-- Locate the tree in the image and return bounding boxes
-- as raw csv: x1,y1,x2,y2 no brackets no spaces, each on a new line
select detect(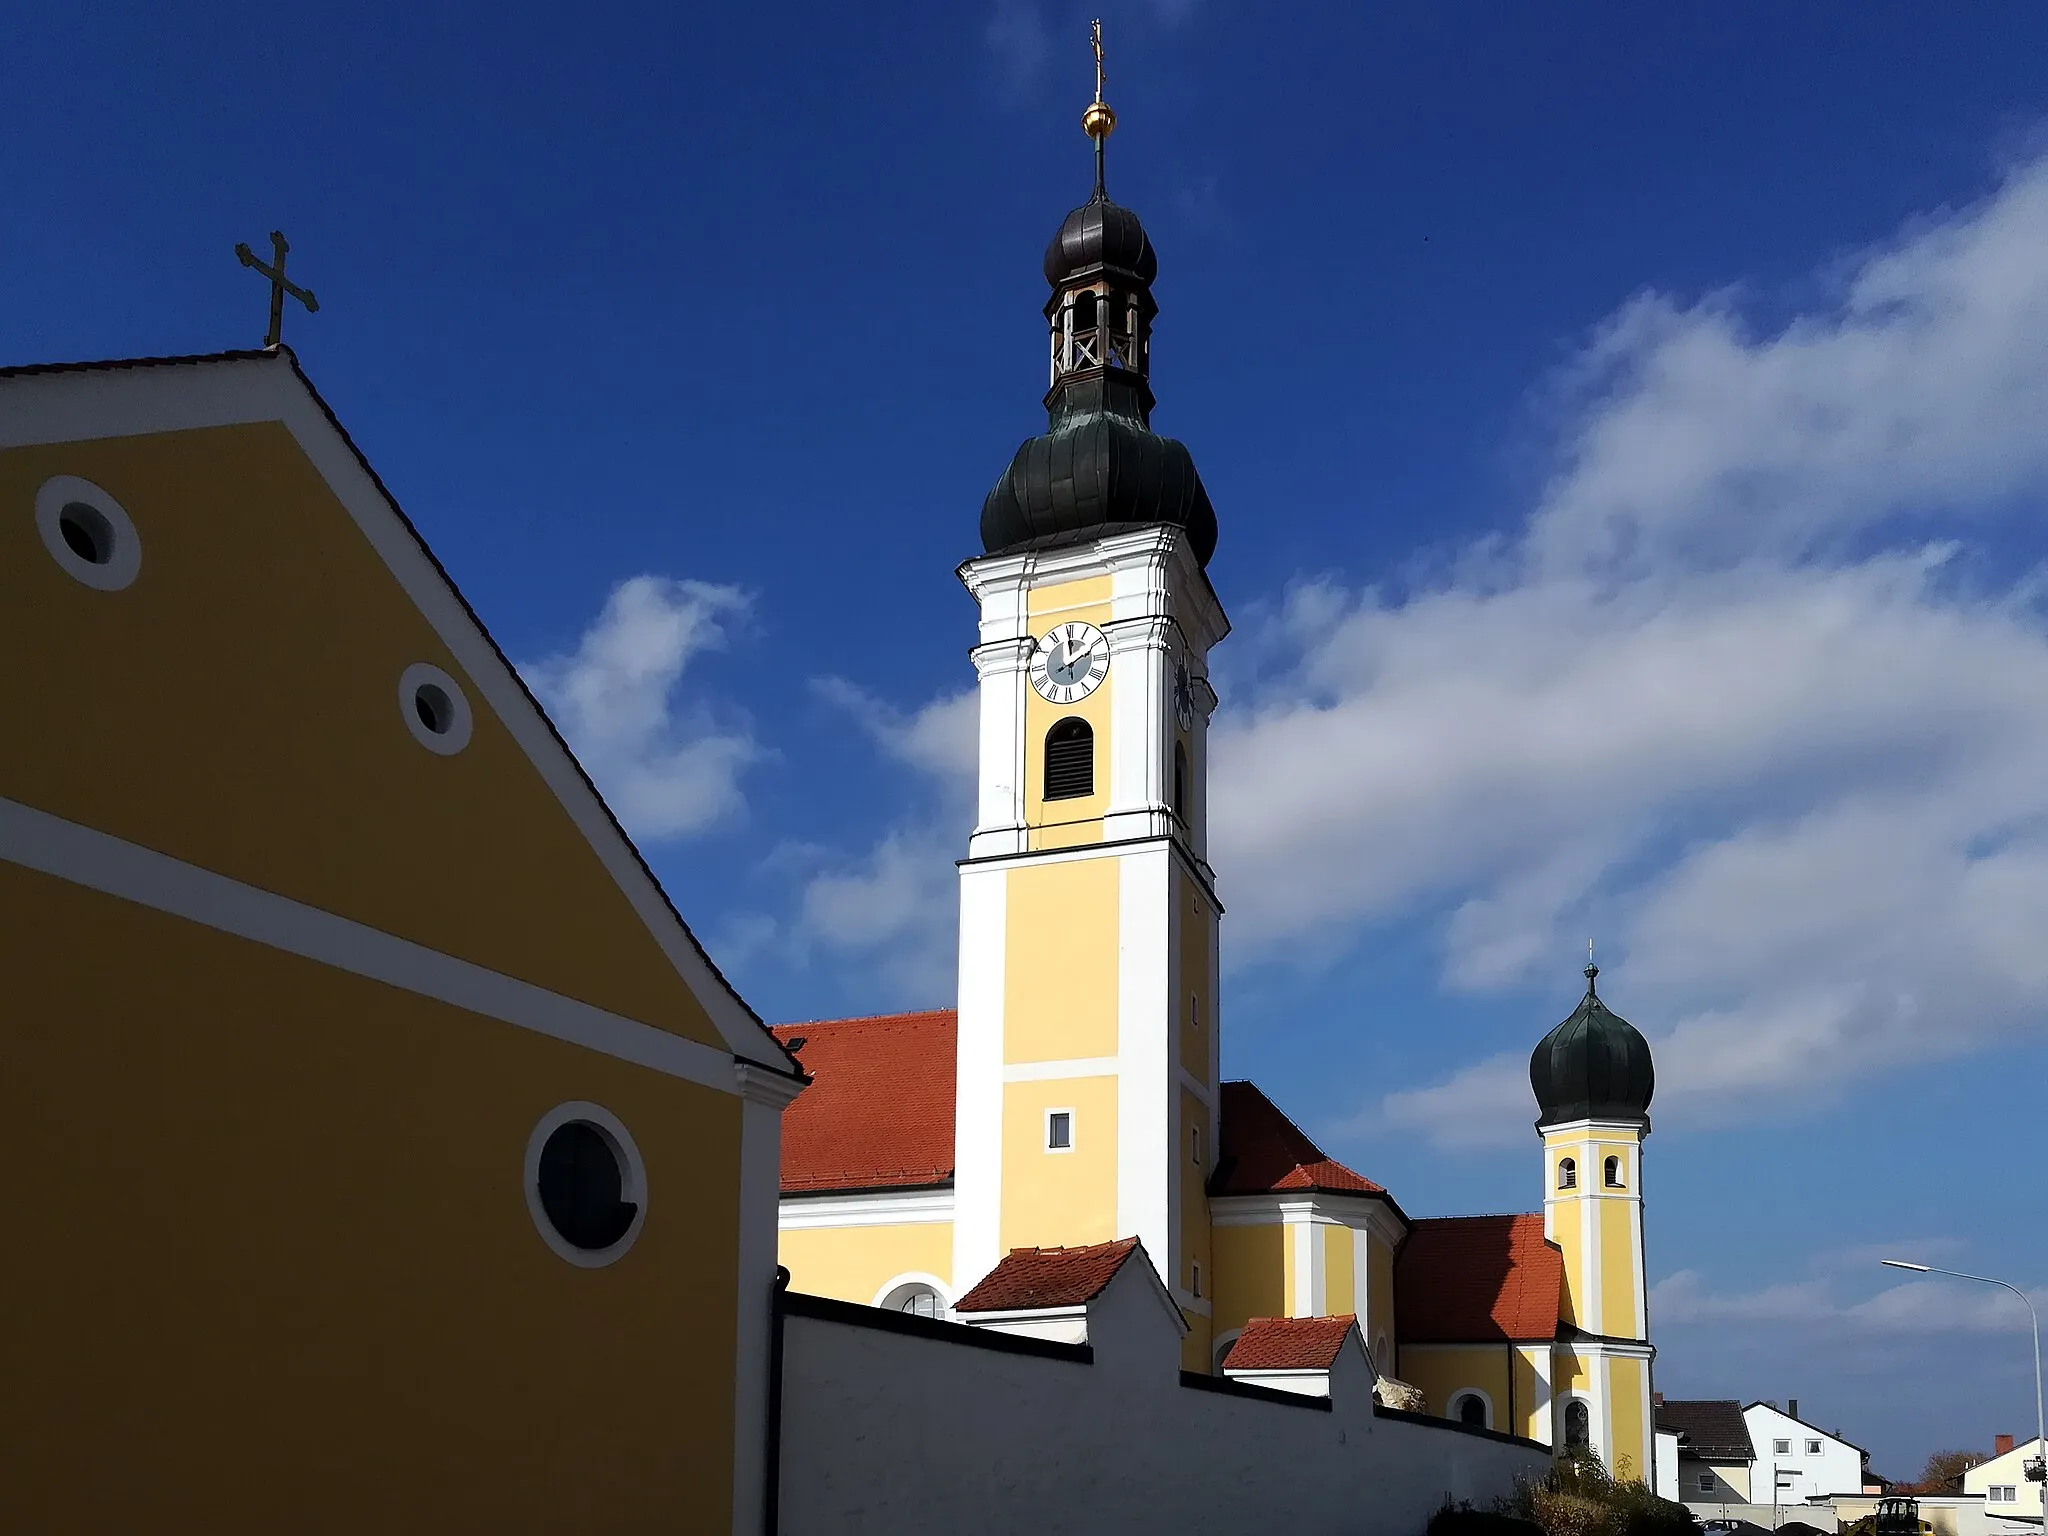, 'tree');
1903,1450,1989,1495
